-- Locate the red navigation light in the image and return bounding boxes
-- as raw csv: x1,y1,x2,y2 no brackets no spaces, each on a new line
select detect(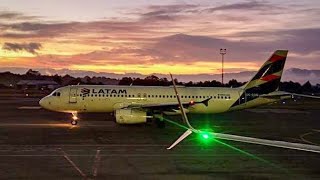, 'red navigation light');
189,100,195,105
